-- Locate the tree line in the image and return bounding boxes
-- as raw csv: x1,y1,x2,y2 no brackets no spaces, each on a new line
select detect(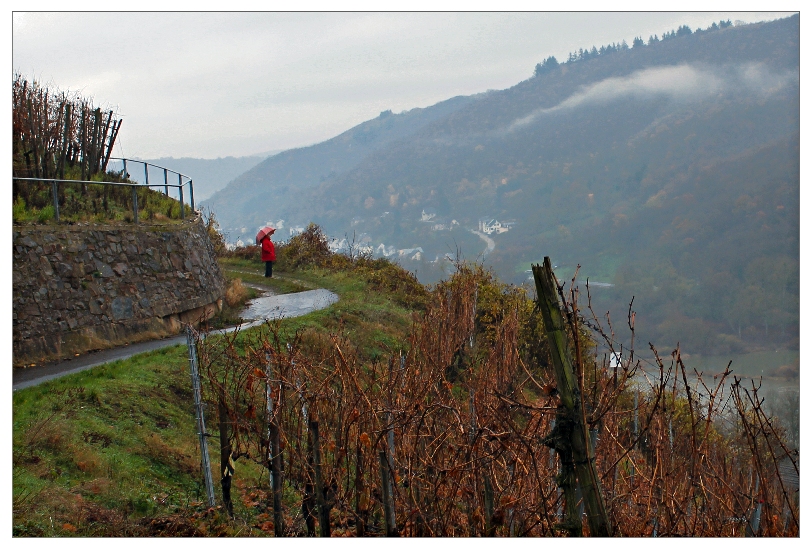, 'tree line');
535,19,735,76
